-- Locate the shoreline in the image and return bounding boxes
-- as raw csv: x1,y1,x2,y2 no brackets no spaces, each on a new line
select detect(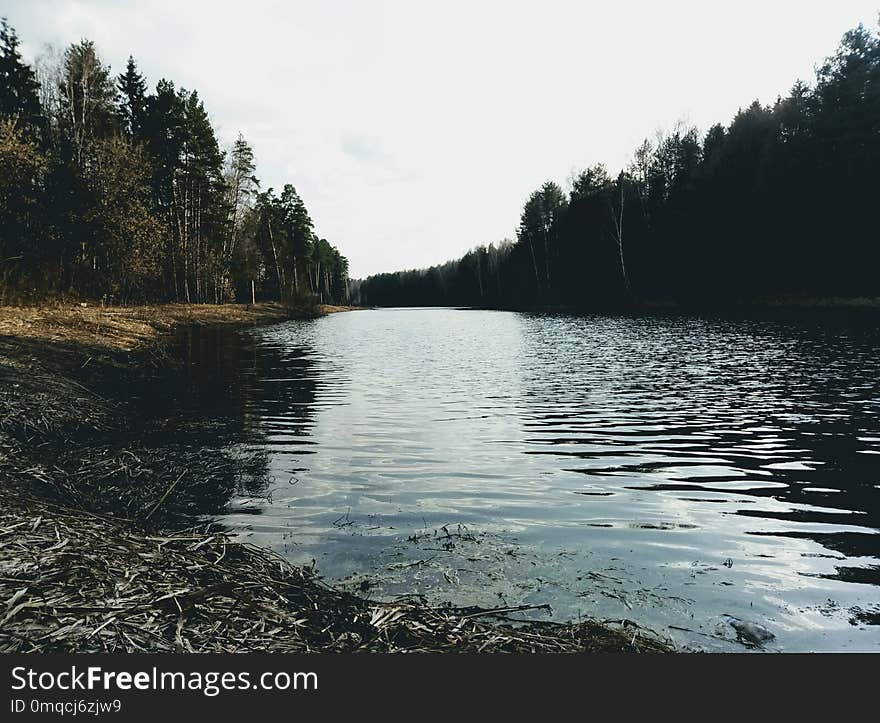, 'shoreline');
371,296,880,316
0,302,671,654
0,301,358,352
